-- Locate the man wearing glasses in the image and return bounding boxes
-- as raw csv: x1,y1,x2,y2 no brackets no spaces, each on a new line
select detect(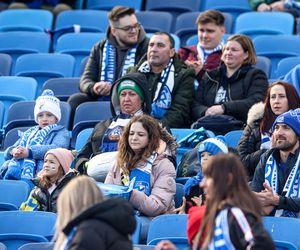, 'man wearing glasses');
68,6,149,121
